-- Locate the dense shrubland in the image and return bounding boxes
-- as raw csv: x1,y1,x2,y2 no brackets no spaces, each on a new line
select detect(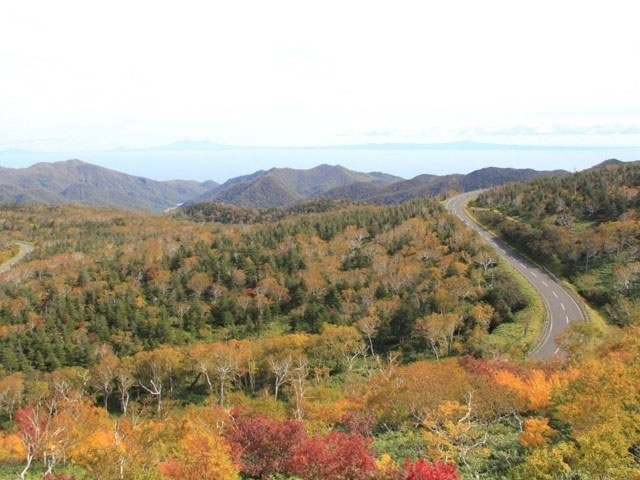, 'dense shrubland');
472,161,640,326
0,322,638,479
